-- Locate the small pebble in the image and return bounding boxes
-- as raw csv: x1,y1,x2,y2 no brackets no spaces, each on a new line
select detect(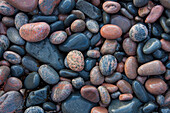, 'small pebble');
50,31,67,44
119,94,133,101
